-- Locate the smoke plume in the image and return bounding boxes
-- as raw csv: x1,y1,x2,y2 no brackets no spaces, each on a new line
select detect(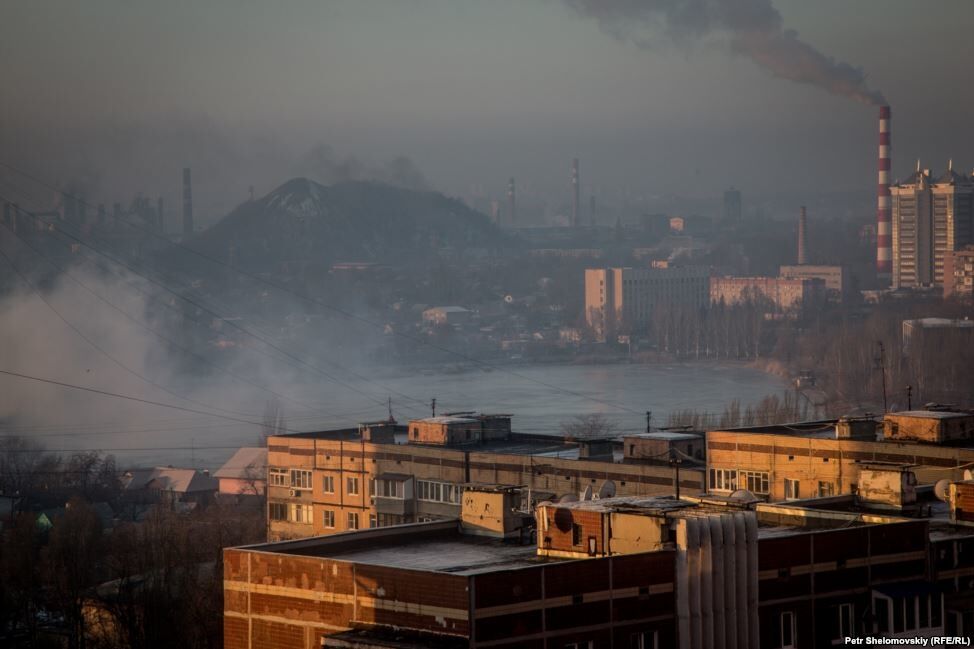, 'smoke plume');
563,0,886,106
